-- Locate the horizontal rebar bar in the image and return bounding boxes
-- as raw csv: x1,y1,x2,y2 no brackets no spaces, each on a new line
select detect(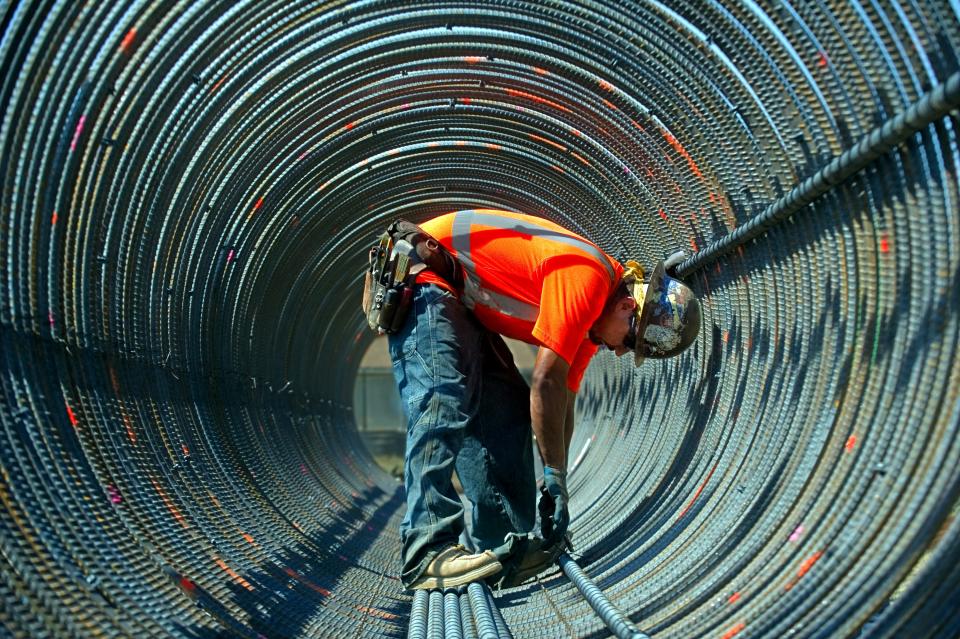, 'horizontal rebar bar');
676,70,960,277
